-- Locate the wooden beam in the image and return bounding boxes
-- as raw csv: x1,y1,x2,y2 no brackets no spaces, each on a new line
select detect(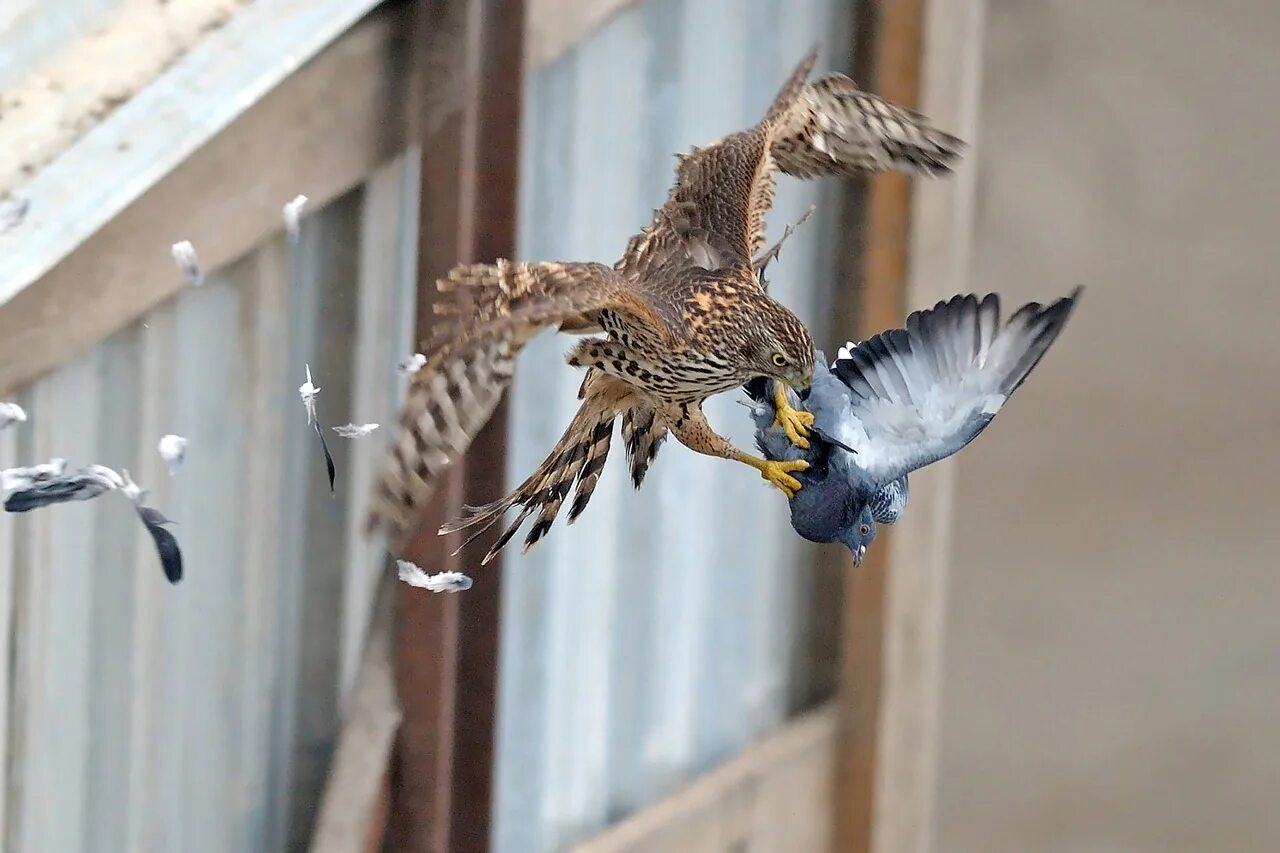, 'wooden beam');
388,0,523,851
873,2,984,851
0,2,412,397
525,0,639,69
310,578,402,853
832,3,924,850
833,1,986,852
571,705,838,853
